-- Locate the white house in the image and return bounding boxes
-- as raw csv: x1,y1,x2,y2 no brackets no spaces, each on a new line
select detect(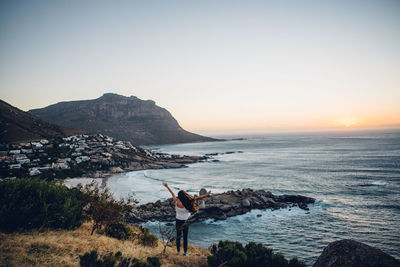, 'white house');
29,167,41,176
9,164,21,169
